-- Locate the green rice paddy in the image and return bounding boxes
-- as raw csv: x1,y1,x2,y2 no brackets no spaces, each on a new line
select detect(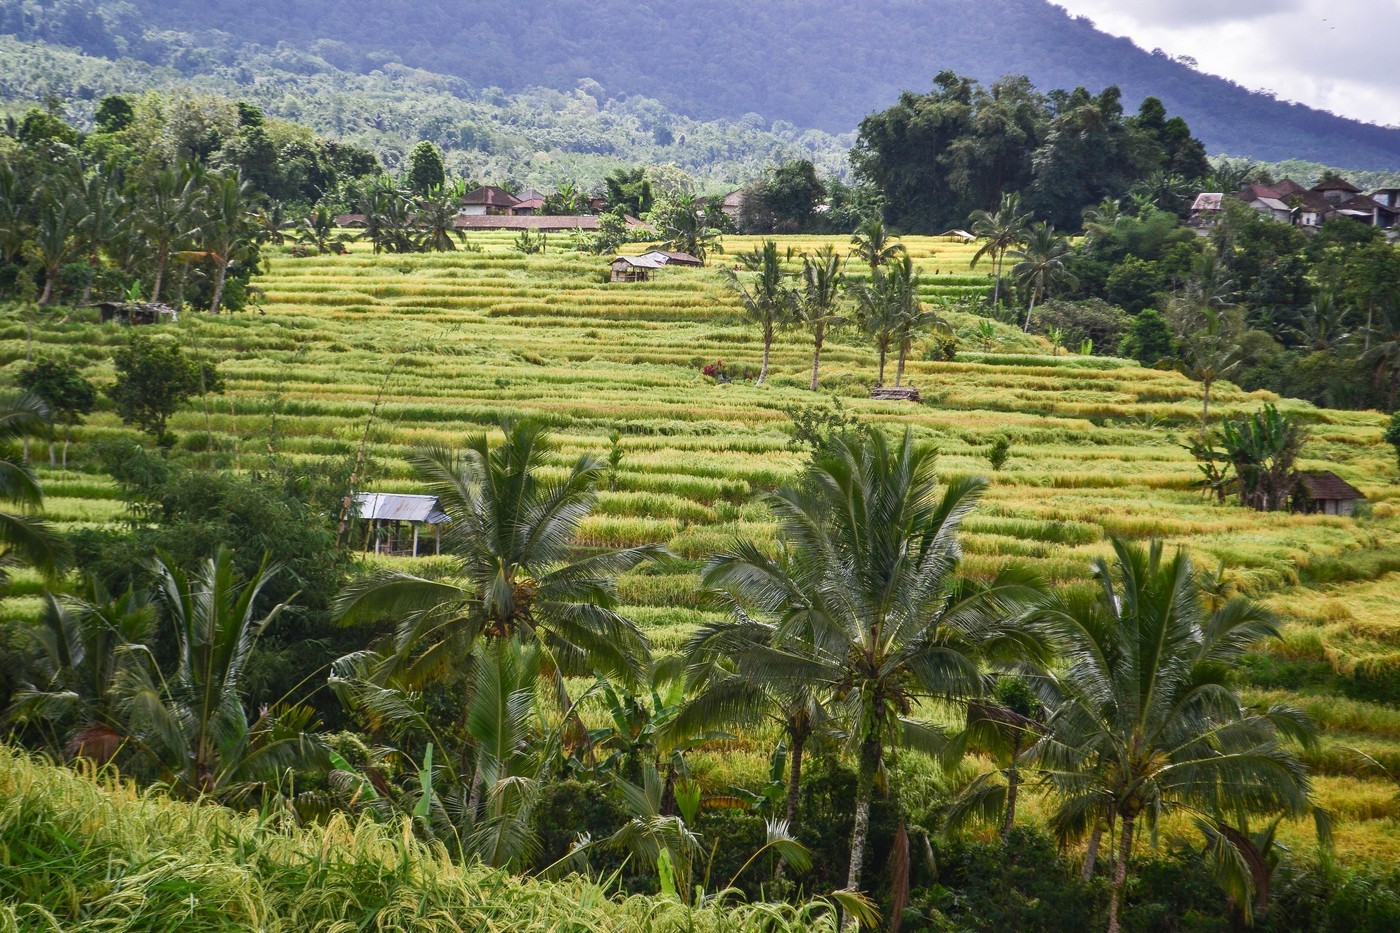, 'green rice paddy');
2,232,1396,860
